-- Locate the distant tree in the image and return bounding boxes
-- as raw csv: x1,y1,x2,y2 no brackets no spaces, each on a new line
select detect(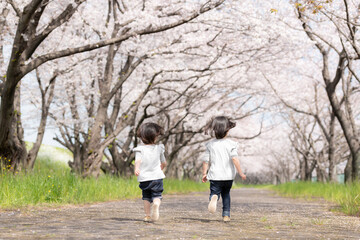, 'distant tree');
294,0,360,181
